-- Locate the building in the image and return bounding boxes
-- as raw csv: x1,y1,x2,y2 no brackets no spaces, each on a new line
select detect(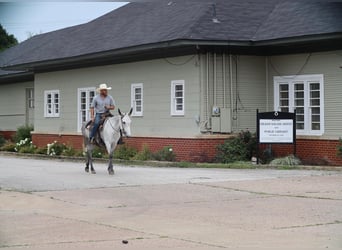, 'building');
1,1,342,164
